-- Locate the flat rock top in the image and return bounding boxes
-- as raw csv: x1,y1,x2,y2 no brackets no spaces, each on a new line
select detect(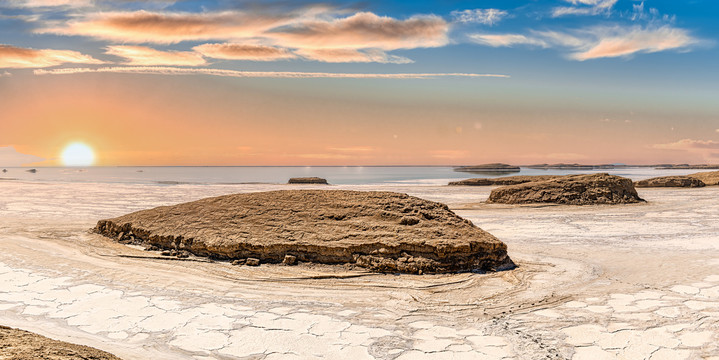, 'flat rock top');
449,175,562,186
96,190,515,274
455,163,520,172
0,325,121,360
635,175,705,188
488,173,644,205
689,170,719,186
288,177,328,184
